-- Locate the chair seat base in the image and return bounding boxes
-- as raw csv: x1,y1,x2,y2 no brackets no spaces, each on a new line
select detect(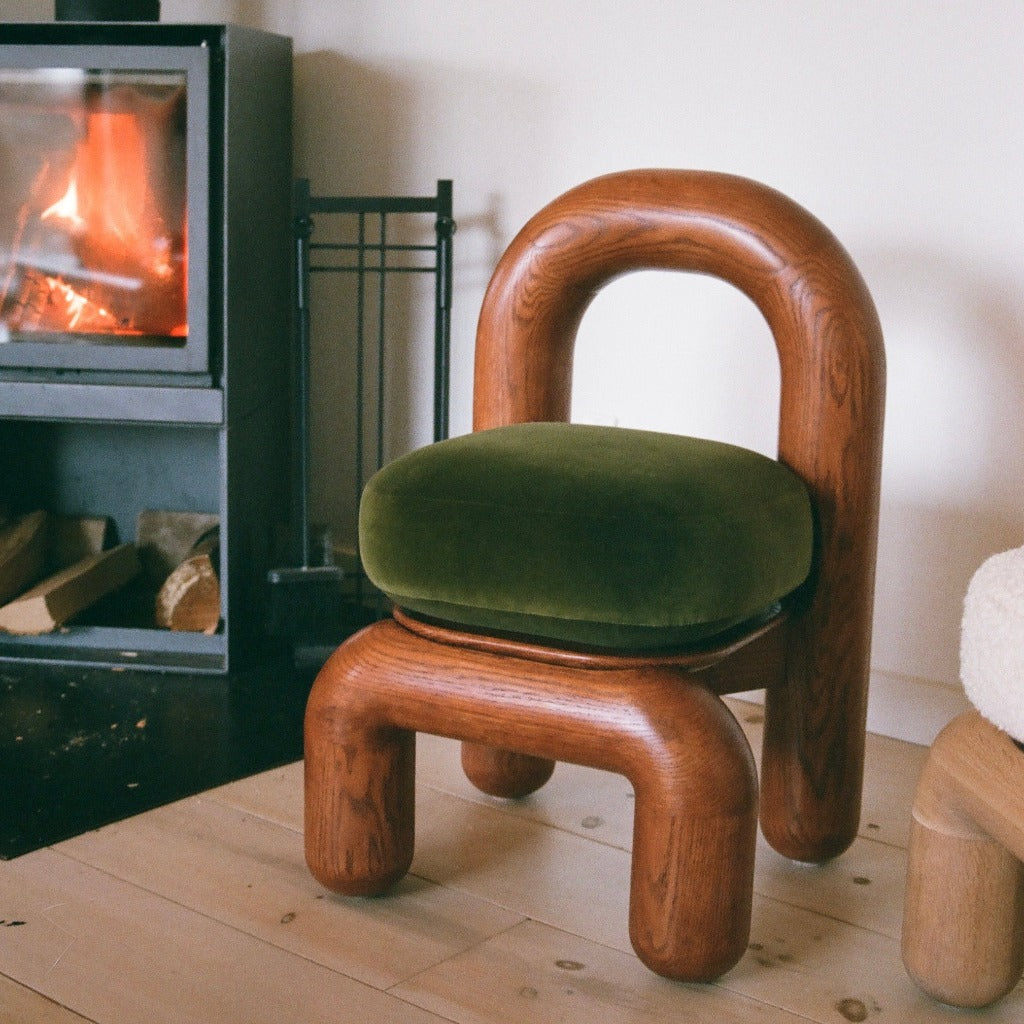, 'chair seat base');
304,617,759,982
393,603,787,673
